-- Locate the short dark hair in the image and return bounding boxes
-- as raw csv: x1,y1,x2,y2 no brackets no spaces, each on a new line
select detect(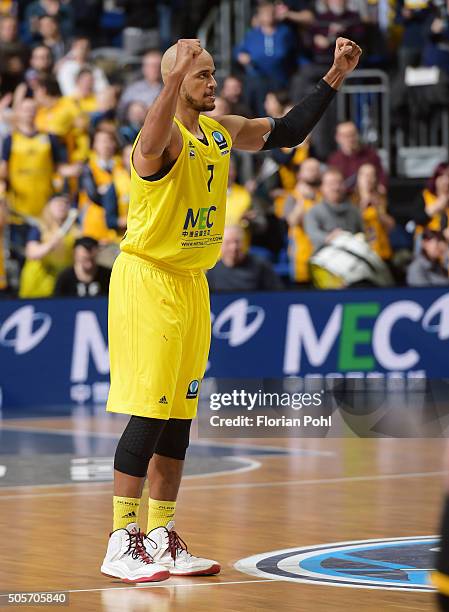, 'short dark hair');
422,228,445,242
267,89,291,109
36,75,61,97
142,48,162,58
39,14,58,23
74,237,99,251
